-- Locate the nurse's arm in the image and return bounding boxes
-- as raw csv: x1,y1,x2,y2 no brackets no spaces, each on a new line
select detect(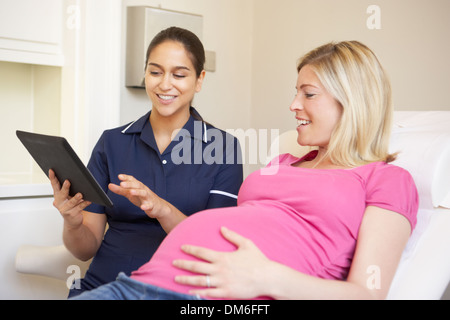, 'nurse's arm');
50,169,107,261
63,211,107,261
